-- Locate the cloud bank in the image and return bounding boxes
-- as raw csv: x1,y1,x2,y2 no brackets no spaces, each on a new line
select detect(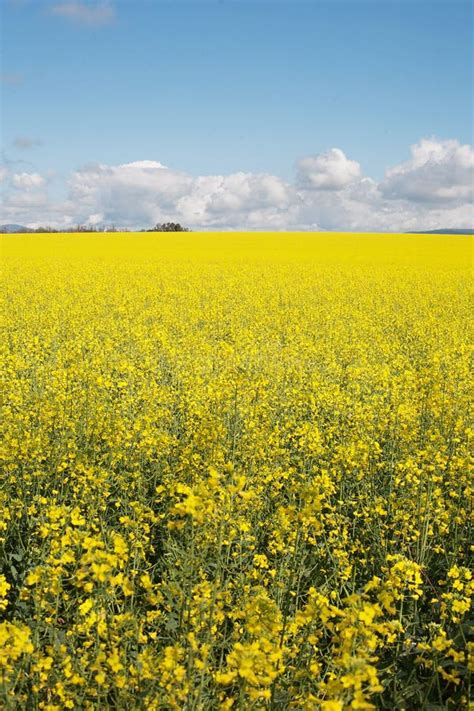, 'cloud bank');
1,138,472,231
